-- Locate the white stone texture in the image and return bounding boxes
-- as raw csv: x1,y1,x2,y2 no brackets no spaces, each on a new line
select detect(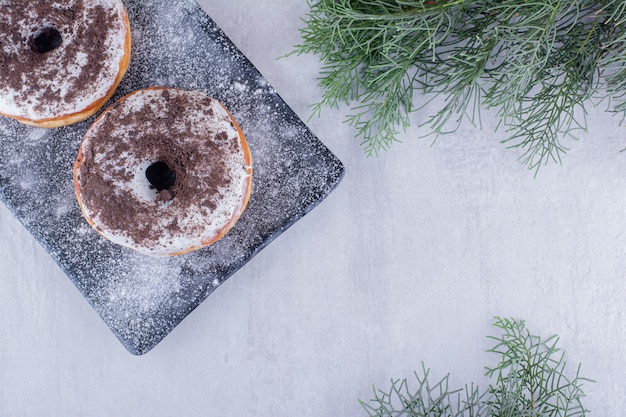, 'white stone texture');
0,1,624,415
